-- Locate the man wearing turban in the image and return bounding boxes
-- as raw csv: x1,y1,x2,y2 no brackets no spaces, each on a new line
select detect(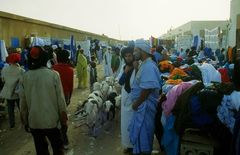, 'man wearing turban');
118,46,136,154
20,46,67,155
129,39,162,155
1,52,24,128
